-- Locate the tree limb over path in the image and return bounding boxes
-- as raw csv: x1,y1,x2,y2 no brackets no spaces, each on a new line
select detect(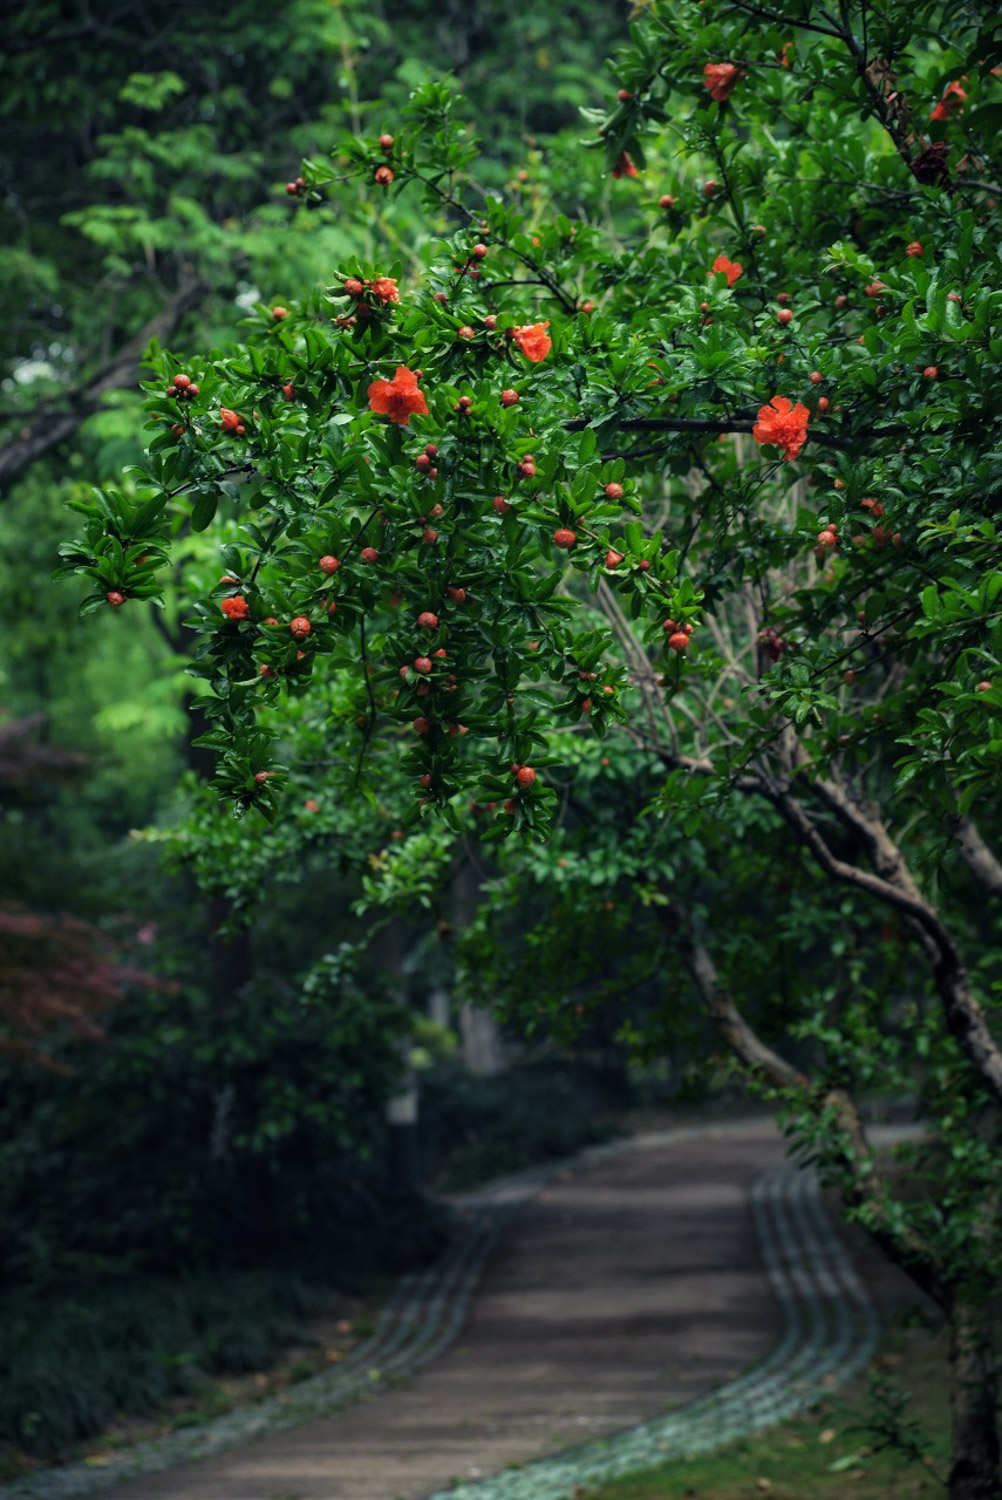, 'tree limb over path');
672,903,949,1309
0,276,206,498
